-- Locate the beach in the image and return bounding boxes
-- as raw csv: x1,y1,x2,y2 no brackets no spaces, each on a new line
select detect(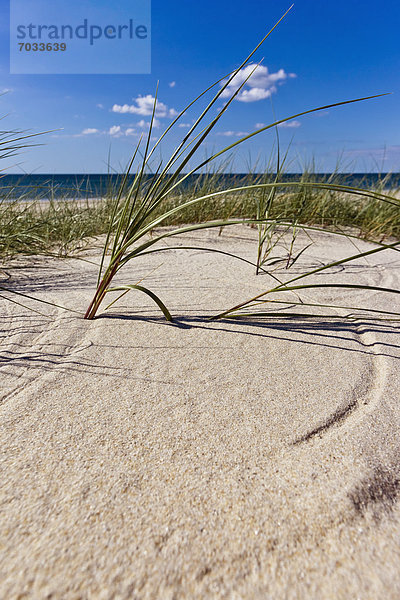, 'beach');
1,225,400,599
